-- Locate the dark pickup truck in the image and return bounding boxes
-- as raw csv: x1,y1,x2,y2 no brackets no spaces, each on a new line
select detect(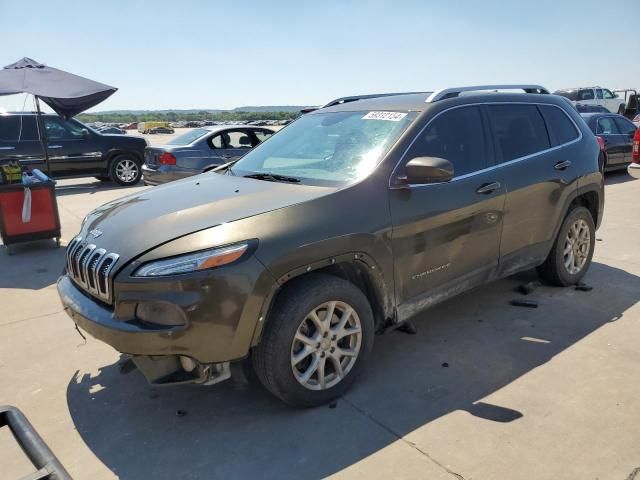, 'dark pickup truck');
0,112,146,185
